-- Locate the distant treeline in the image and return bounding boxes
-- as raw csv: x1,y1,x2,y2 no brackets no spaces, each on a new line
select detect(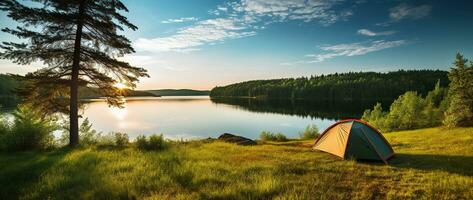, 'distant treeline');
147,89,210,96
79,88,157,99
210,70,449,101
0,74,157,108
1,74,210,108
